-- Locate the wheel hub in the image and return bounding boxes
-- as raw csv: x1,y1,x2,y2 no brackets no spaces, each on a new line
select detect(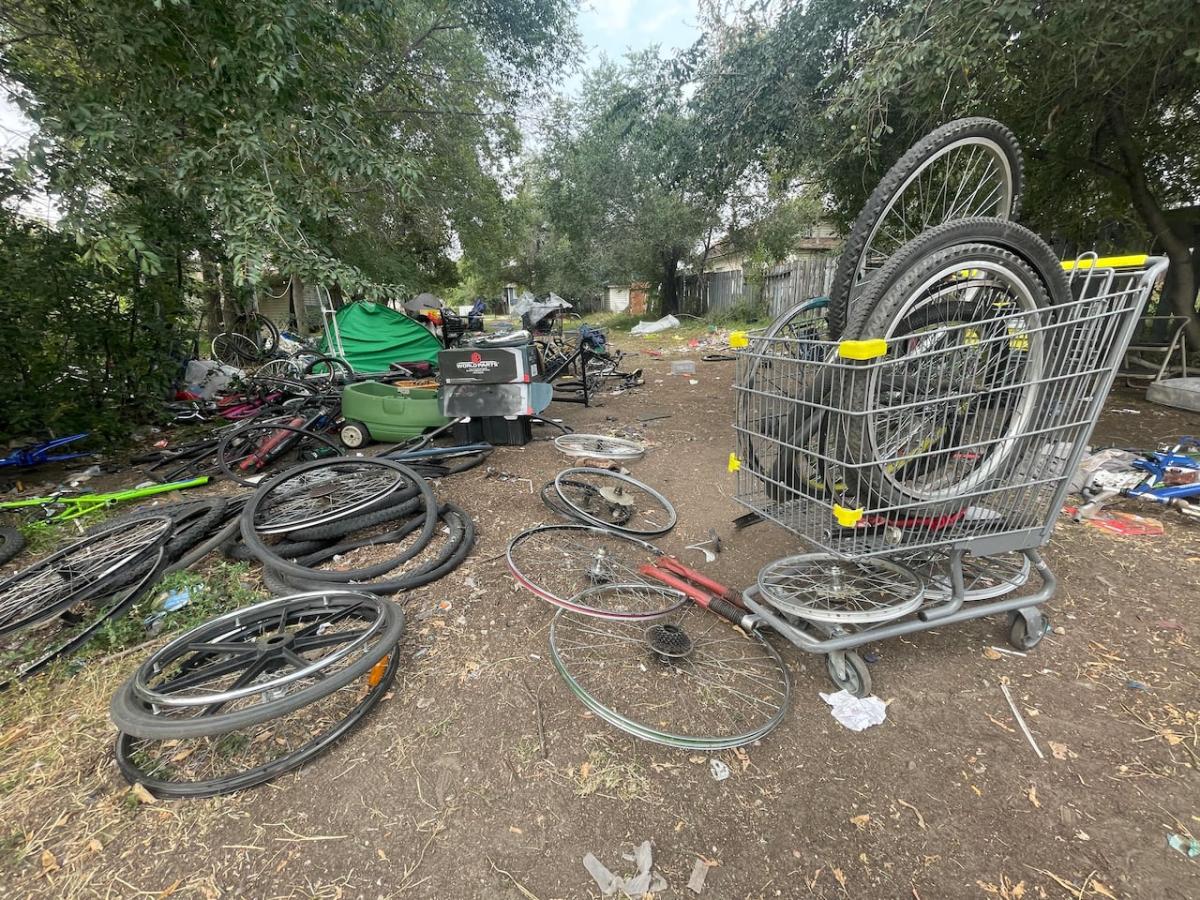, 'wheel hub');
645,622,693,661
